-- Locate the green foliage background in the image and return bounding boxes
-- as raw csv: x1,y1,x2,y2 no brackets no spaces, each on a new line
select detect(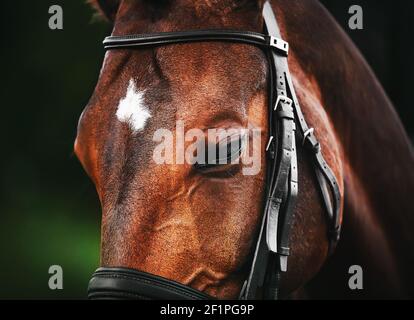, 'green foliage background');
0,0,110,298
